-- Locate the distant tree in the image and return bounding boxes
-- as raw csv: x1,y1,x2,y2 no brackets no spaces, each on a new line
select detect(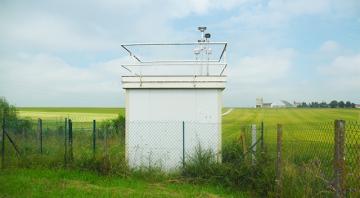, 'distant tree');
351,103,356,108
310,102,315,108
314,102,320,108
0,97,18,125
0,97,31,134
345,101,352,108
329,100,338,108
301,102,308,108
338,101,345,108
320,102,328,108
